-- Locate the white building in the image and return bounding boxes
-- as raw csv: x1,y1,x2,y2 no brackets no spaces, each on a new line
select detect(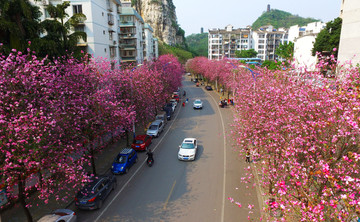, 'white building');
31,0,123,64
290,22,326,71
338,0,360,66
143,23,156,62
208,24,288,61
252,25,288,61
30,0,158,65
118,5,144,64
208,25,252,60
